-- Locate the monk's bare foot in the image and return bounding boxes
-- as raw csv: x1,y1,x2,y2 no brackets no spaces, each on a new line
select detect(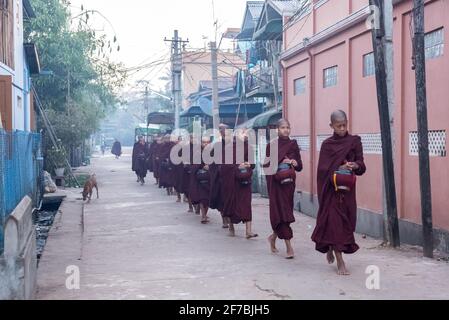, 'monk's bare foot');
327,250,335,264
268,235,279,253
337,262,350,276
222,224,229,229
246,233,258,239
188,209,193,213
285,250,295,259
228,225,235,237
335,252,350,275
